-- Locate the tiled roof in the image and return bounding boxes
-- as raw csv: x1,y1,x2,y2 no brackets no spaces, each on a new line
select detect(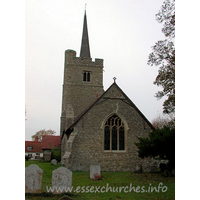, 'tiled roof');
25,141,42,153
41,135,61,150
